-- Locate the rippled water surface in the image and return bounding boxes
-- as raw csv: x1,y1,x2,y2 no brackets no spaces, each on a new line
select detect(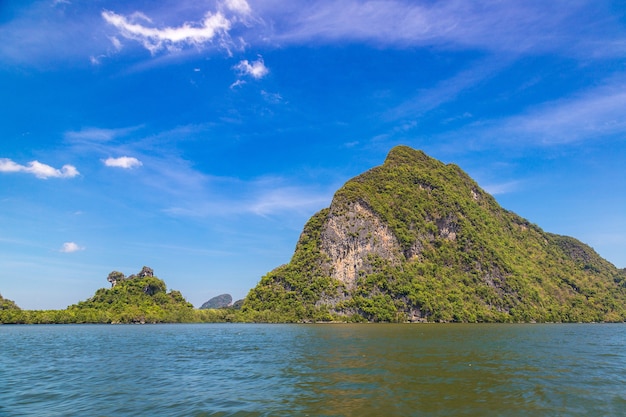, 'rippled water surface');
1,323,625,416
